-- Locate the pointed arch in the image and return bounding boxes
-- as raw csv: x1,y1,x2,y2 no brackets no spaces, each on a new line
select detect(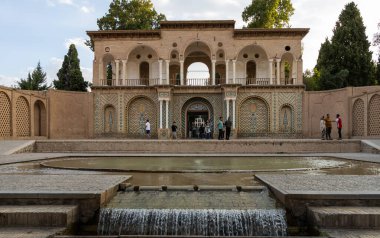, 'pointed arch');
34,100,47,136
